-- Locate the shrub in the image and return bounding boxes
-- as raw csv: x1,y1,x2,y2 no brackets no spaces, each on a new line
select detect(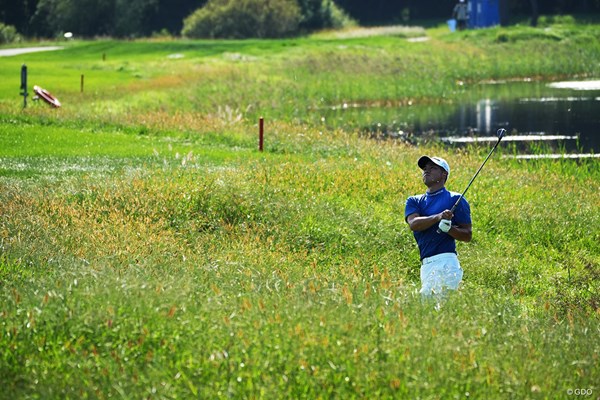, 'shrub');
0,22,20,44
182,0,301,39
327,1,356,29
494,27,563,43
297,0,356,31
538,14,576,26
